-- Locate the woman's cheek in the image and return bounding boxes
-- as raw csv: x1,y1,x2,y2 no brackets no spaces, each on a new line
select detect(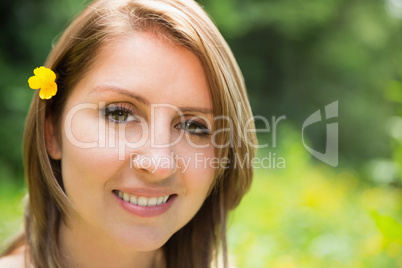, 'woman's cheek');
60,110,121,183
176,140,216,188
62,108,101,147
